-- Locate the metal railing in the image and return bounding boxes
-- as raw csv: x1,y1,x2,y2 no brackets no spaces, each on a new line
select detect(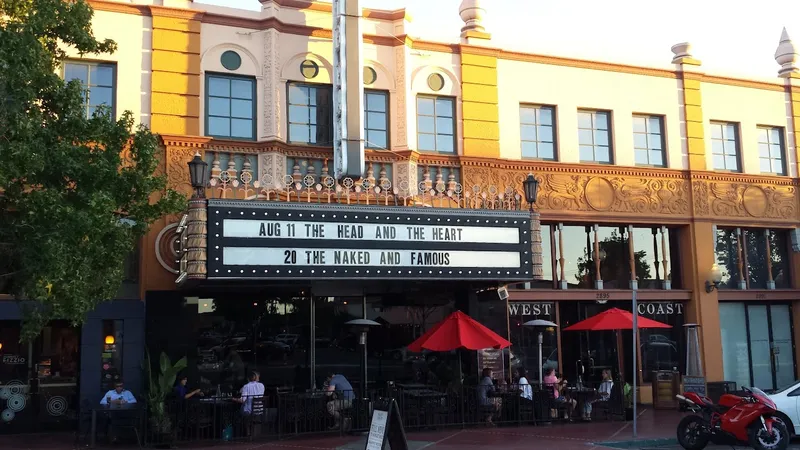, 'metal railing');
82,382,626,447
